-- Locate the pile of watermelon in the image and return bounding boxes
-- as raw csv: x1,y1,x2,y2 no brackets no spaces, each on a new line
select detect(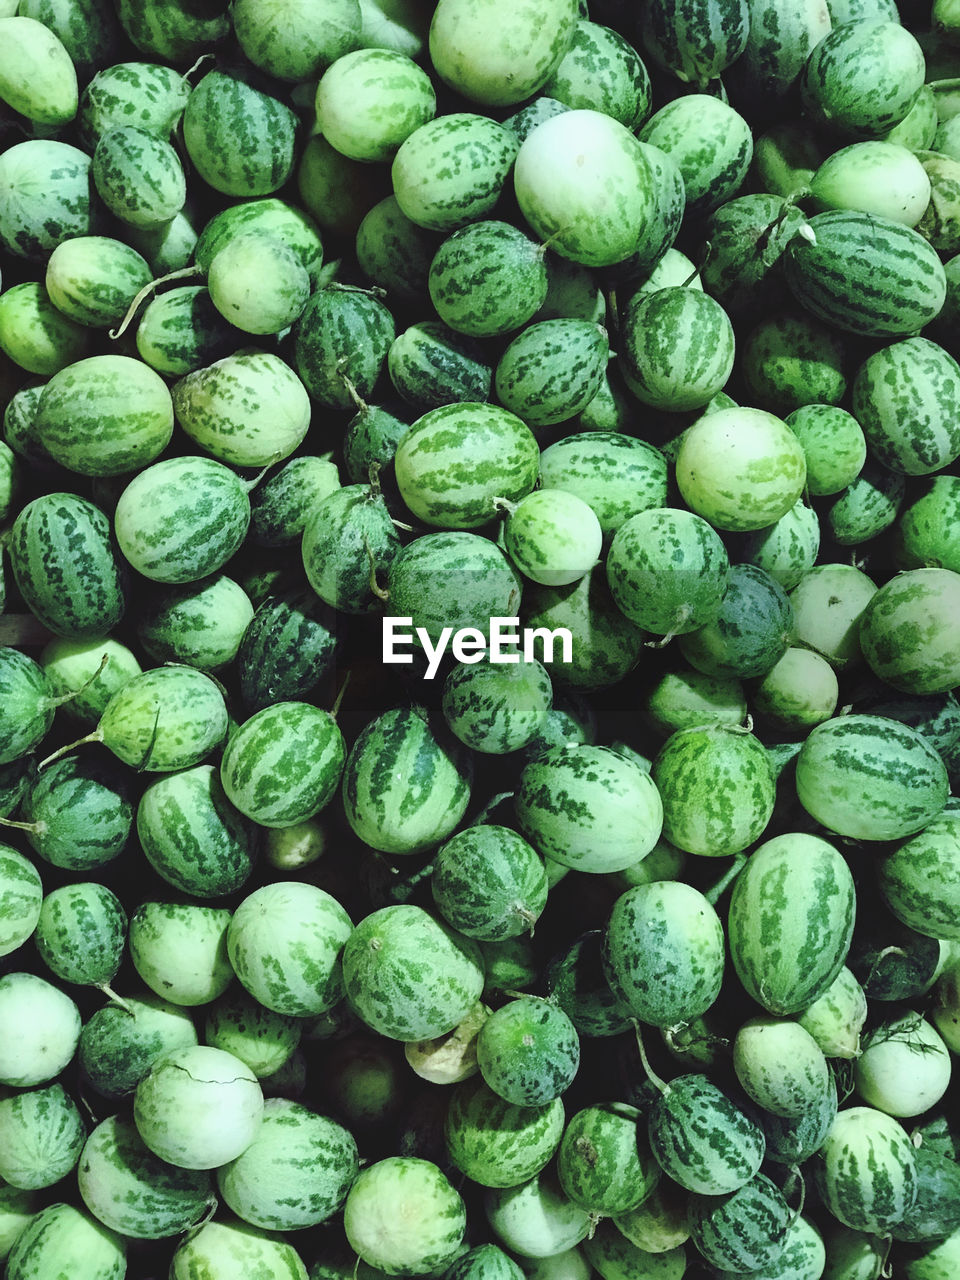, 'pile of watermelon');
1,0,960,1277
